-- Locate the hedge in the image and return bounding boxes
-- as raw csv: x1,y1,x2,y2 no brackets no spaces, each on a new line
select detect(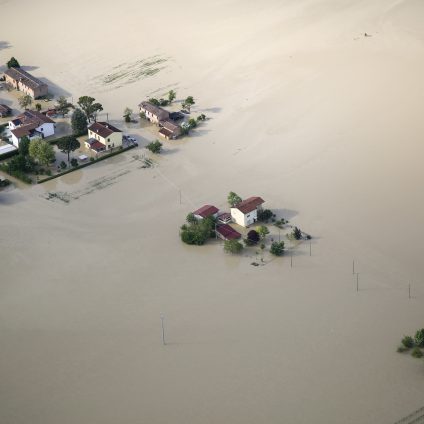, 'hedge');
37,144,137,183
